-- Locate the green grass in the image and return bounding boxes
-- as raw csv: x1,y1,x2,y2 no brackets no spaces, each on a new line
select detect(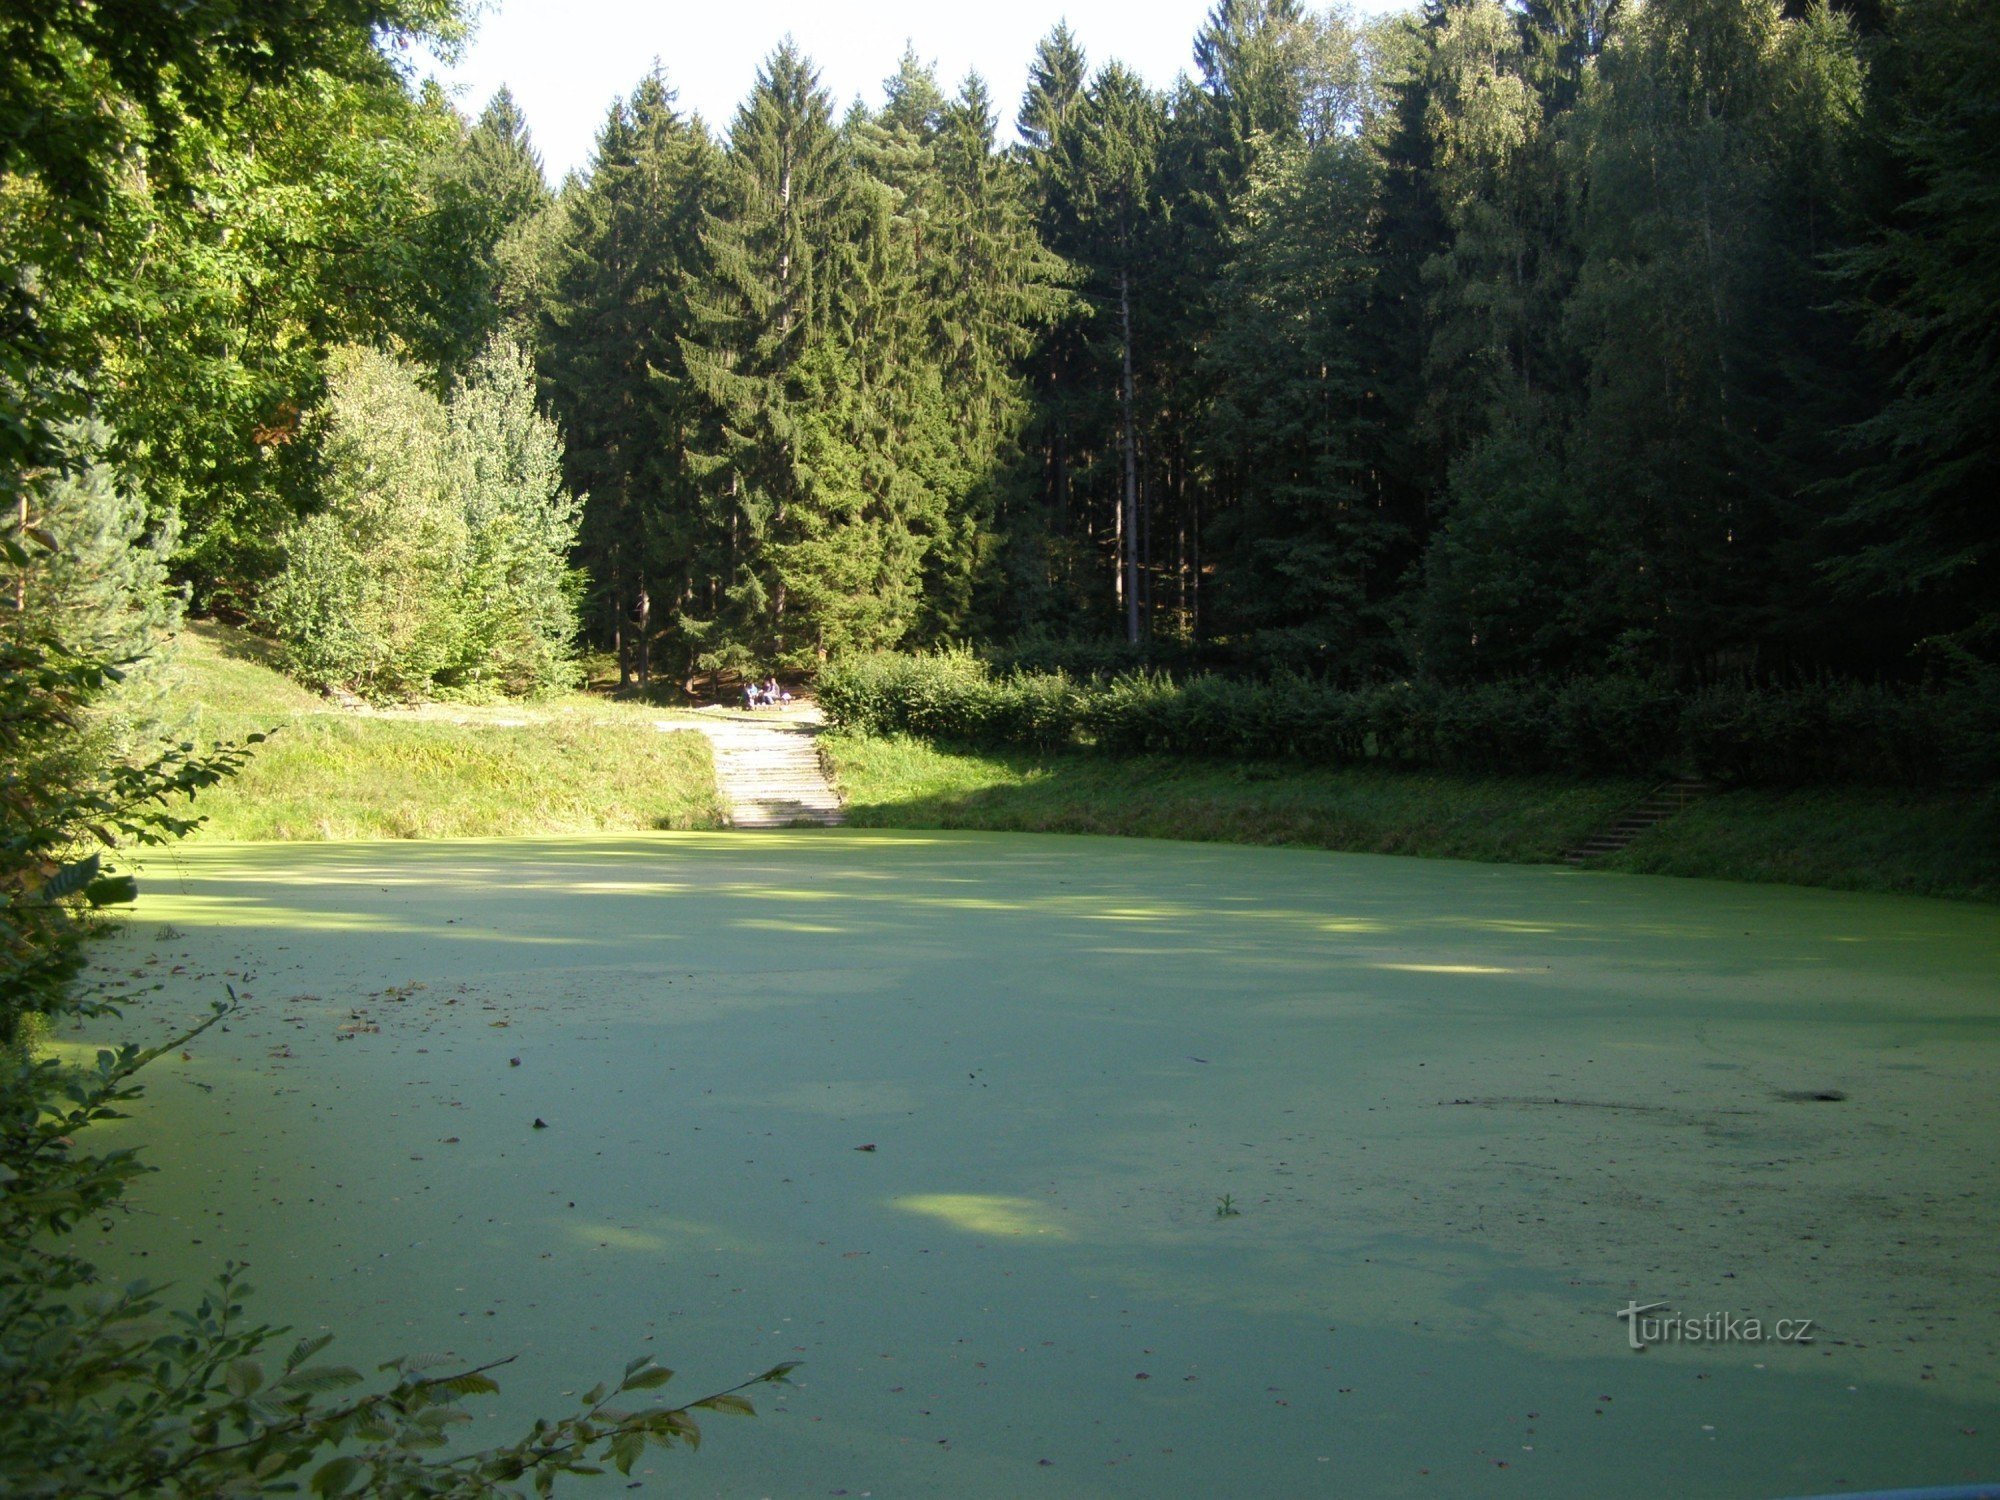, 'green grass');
822,730,1647,863
1603,782,2000,900
169,622,725,840
166,622,2000,896
821,729,2000,901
